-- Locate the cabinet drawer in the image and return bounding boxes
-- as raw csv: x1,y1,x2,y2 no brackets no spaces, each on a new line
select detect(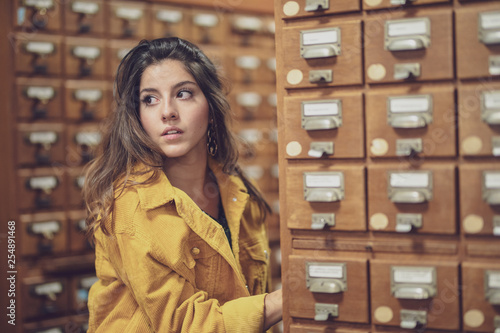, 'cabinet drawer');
108,1,149,39
20,211,67,256
64,80,111,121
282,19,363,89
364,9,453,84
14,34,63,76
14,0,62,32
367,163,456,234
460,163,500,236
64,37,107,79
284,90,364,159
366,85,456,158
16,123,65,166
151,4,191,40
370,259,460,330
279,0,361,20
17,168,66,211
15,78,63,121
286,164,366,231
456,4,500,79
65,0,106,36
